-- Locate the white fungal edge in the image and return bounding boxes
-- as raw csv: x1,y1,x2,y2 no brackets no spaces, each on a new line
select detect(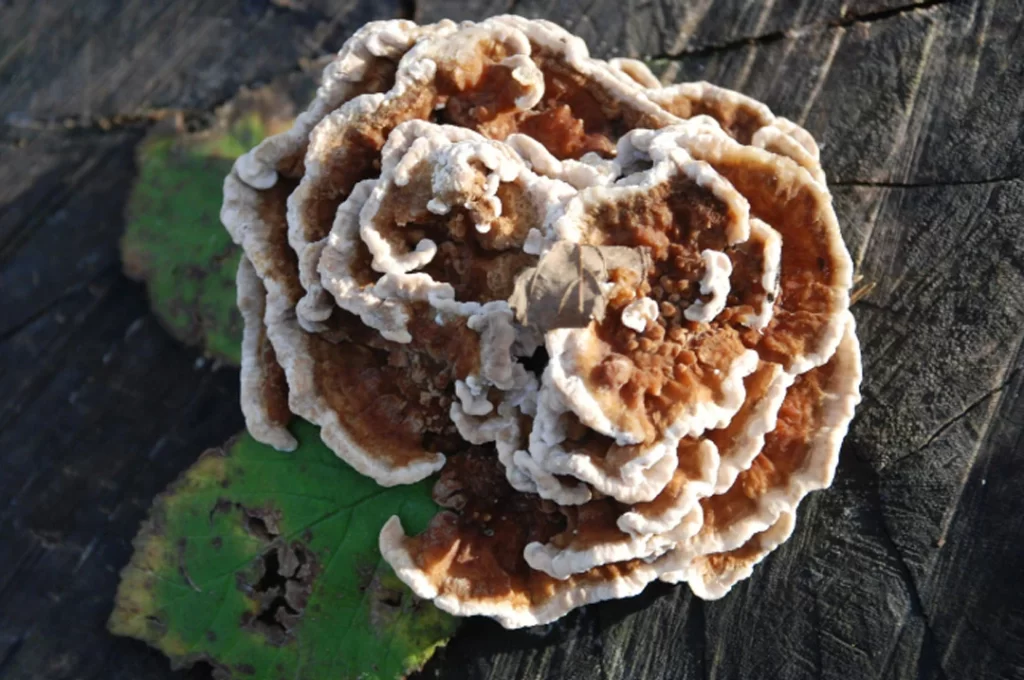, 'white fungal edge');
538,343,757,504
483,15,678,130
736,218,782,332
524,505,704,580
656,121,854,376
499,446,542,495
767,116,820,161
522,128,763,502
646,81,772,136
449,364,538,457
381,308,857,615
380,516,661,629
236,255,297,452
223,20,454,336
222,169,297,335
660,510,797,600
656,313,862,578
613,119,752,245
313,119,566,469
523,362,672,502
524,314,858,585
712,363,795,494
316,120,568,450
607,58,662,89
359,122,484,275
501,375,595,505
621,297,659,332
505,134,619,190
316,178,413,343
508,447,594,504
682,249,733,323
359,121,574,276
221,30,457,484
235,19,454,191
523,437,721,579
617,439,720,536
526,355,793,579
317,121,574,343
647,82,824,183
290,18,542,330
286,60,440,331
294,239,334,334
750,123,827,187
